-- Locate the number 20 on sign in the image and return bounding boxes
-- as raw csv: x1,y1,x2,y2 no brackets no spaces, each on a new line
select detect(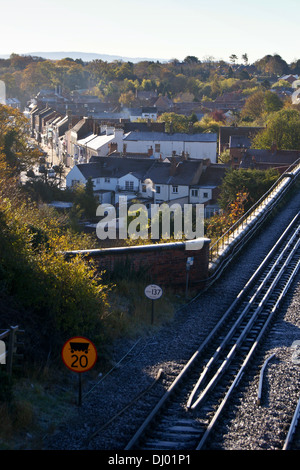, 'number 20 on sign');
62,337,97,406
61,336,97,373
